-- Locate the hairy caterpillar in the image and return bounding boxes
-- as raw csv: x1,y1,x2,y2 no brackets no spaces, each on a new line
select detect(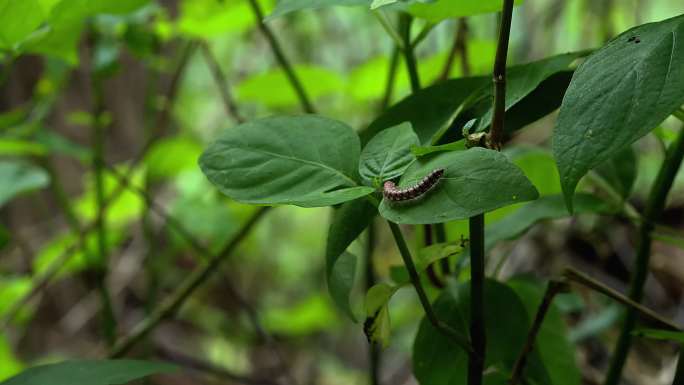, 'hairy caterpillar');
383,168,445,202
